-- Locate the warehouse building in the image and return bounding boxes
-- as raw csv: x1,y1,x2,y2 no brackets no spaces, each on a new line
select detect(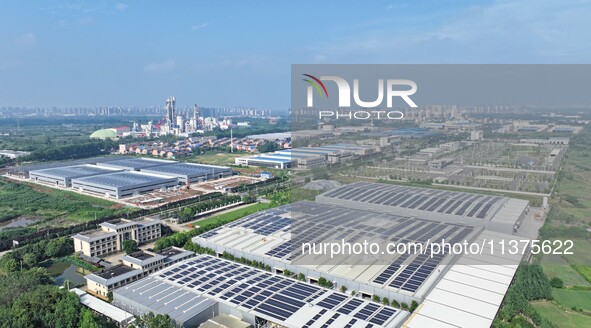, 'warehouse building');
191,184,529,327
234,155,295,169
72,218,162,257
113,255,408,328
193,201,479,304
234,143,377,169
140,163,233,184
96,157,175,171
316,182,528,235
71,171,178,199
29,164,121,187
403,230,524,328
